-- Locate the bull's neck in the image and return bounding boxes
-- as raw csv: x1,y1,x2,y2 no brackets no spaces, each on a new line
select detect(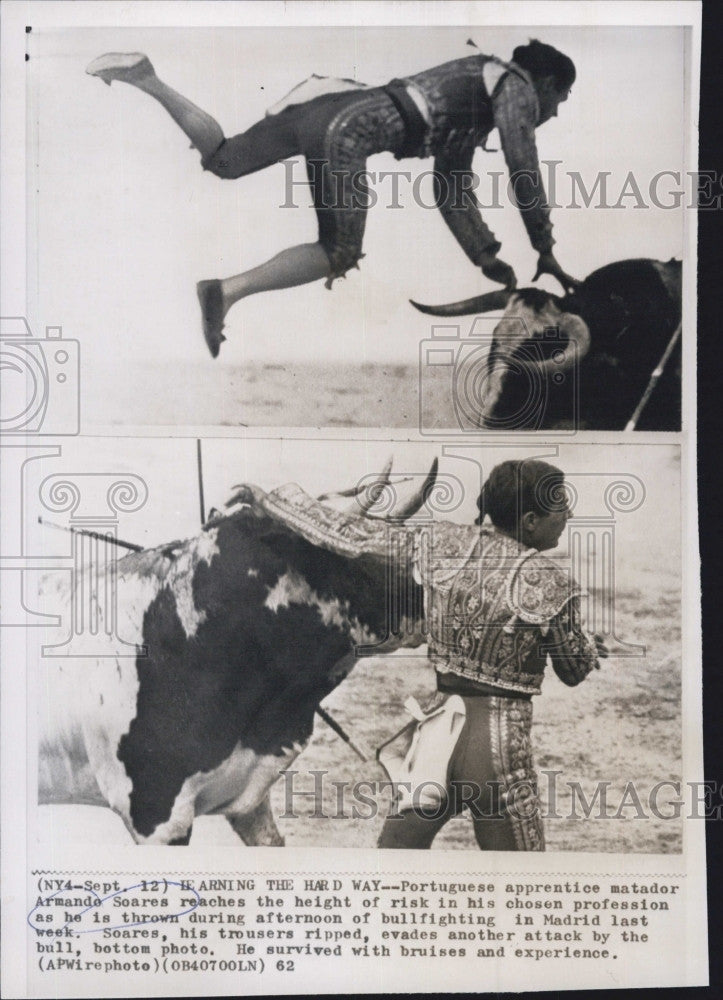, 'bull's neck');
256,528,424,650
